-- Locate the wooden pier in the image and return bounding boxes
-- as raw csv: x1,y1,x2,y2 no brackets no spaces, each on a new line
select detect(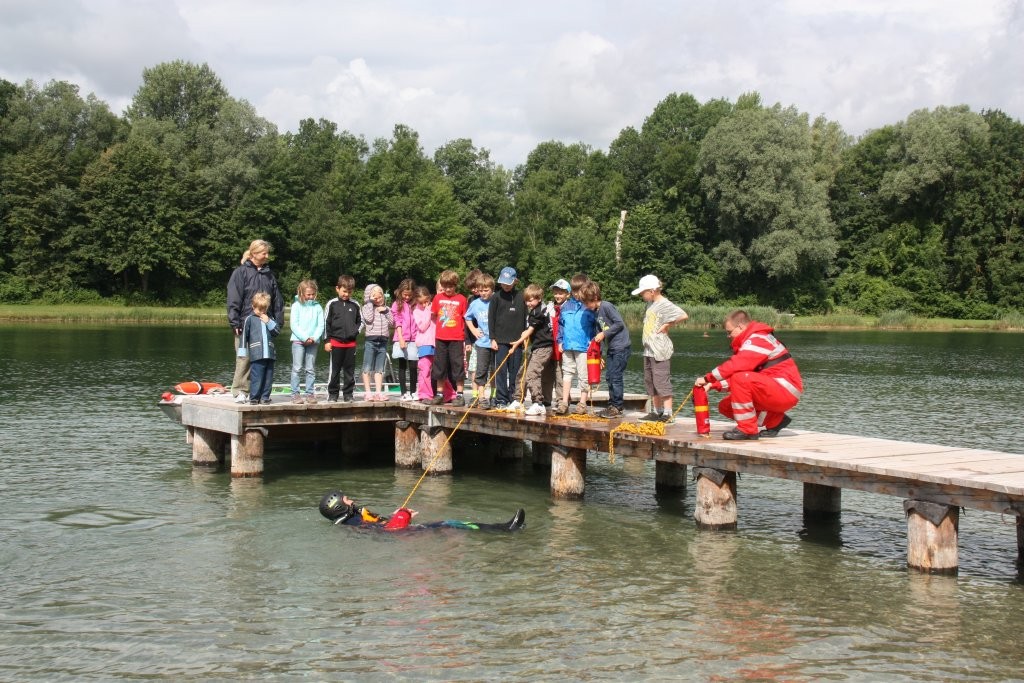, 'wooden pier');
172,394,1024,574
